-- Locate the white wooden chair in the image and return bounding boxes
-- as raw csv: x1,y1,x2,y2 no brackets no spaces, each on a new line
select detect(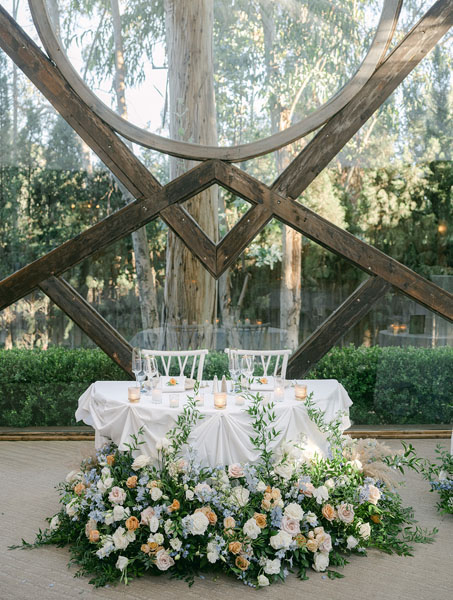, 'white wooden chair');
224,348,292,379
141,349,208,381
